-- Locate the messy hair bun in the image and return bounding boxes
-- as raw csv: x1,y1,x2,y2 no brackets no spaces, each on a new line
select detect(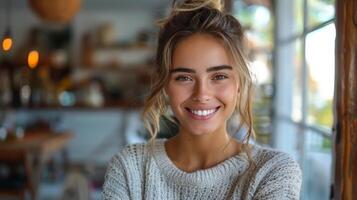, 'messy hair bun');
172,0,224,12
156,0,225,27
